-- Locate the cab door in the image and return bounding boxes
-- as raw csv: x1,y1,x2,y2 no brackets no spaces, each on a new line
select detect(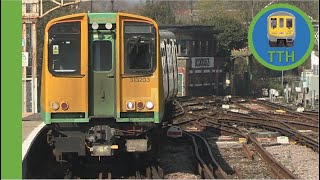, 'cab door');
278,17,285,36
90,32,115,117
